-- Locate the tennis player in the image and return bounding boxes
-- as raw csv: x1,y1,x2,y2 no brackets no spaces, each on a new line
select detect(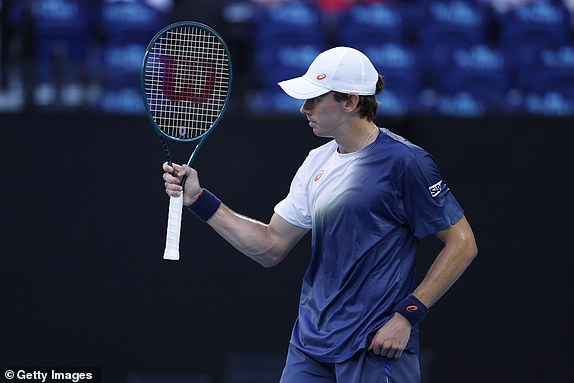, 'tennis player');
162,46,478,383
